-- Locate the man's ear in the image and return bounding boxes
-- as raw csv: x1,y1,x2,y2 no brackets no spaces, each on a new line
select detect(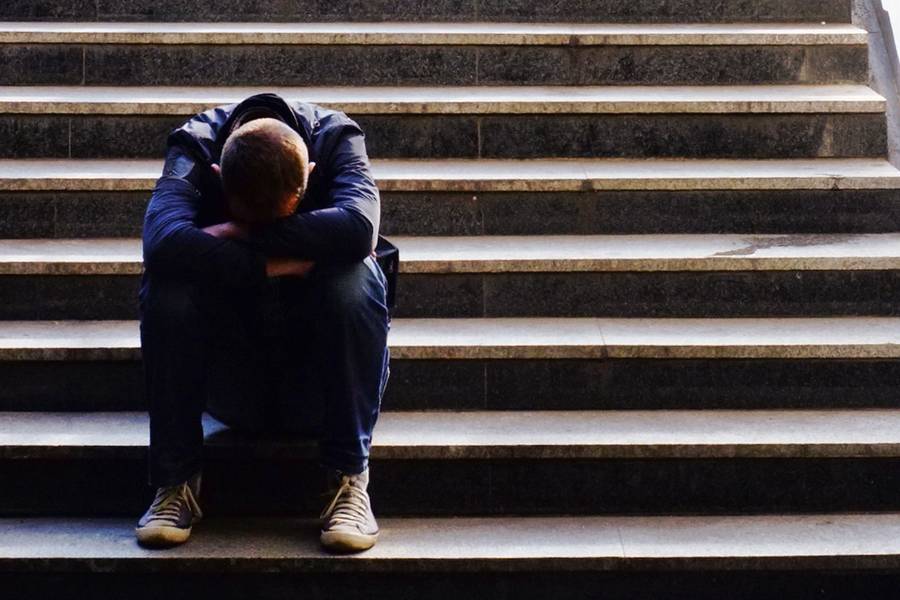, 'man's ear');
210,163,225,192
